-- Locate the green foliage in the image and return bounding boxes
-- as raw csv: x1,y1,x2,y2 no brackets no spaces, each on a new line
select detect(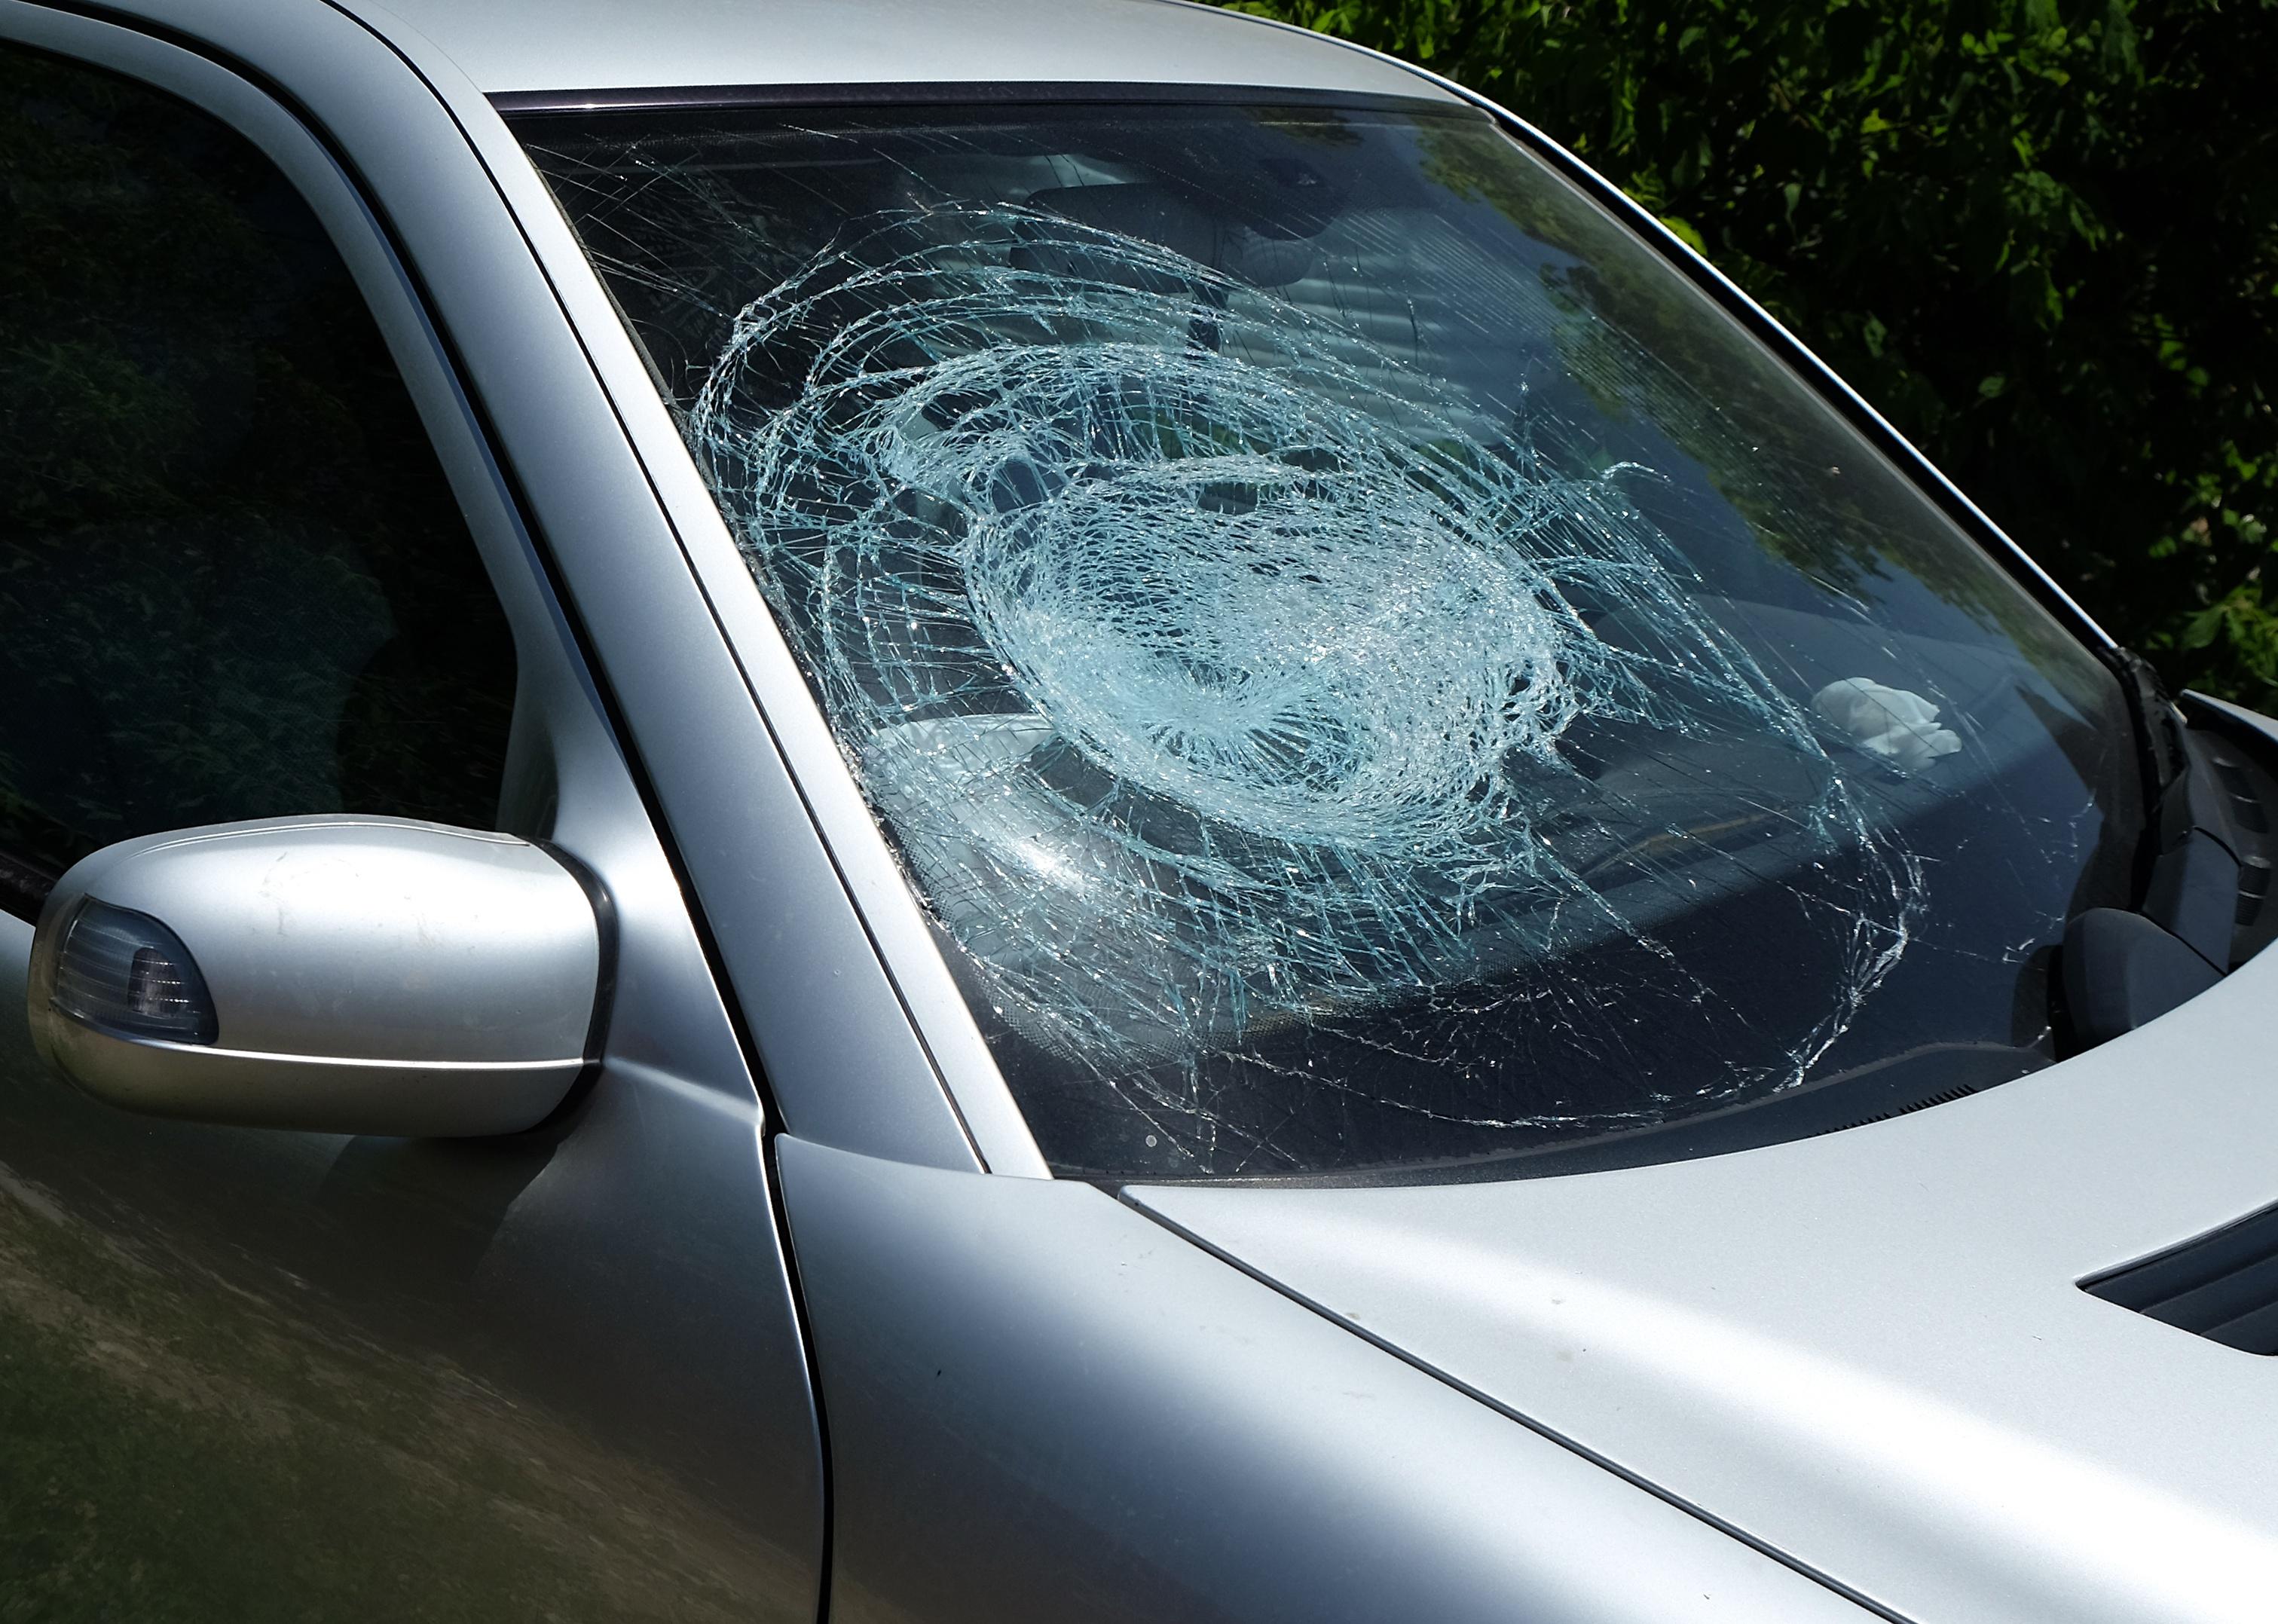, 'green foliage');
1225,0,2278,706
